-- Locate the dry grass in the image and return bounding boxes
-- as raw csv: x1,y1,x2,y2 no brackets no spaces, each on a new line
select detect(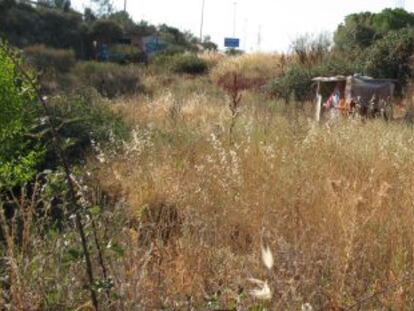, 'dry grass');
4,54,414,310
210,53,284,91
91,73,414,309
